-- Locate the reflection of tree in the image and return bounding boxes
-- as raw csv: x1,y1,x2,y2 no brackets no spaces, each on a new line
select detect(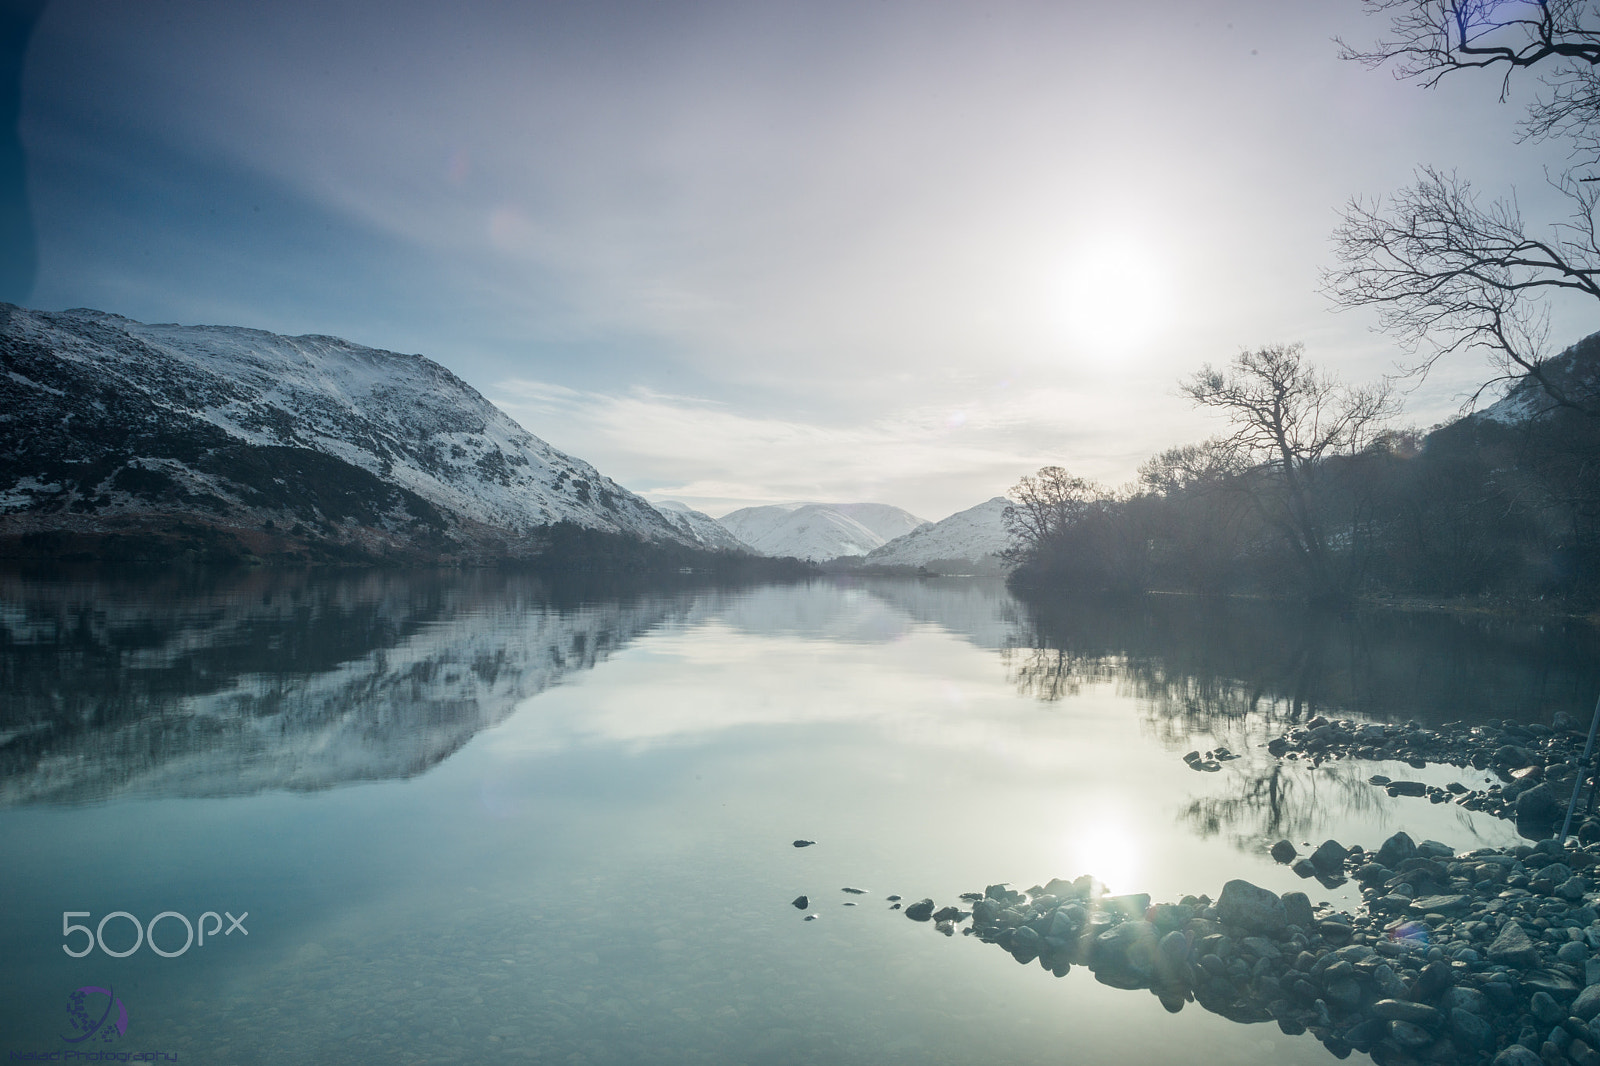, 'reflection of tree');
1003,590,1598,854
1004,591,1600,728
1179,760,1384,851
